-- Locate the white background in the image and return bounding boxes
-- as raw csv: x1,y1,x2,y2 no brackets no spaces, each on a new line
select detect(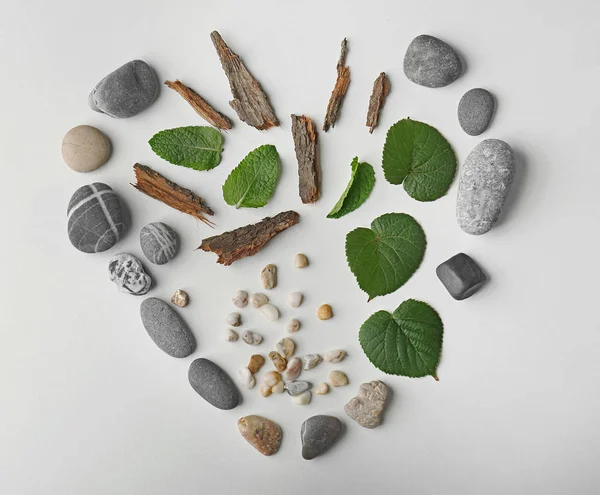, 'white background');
1,0,599,493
